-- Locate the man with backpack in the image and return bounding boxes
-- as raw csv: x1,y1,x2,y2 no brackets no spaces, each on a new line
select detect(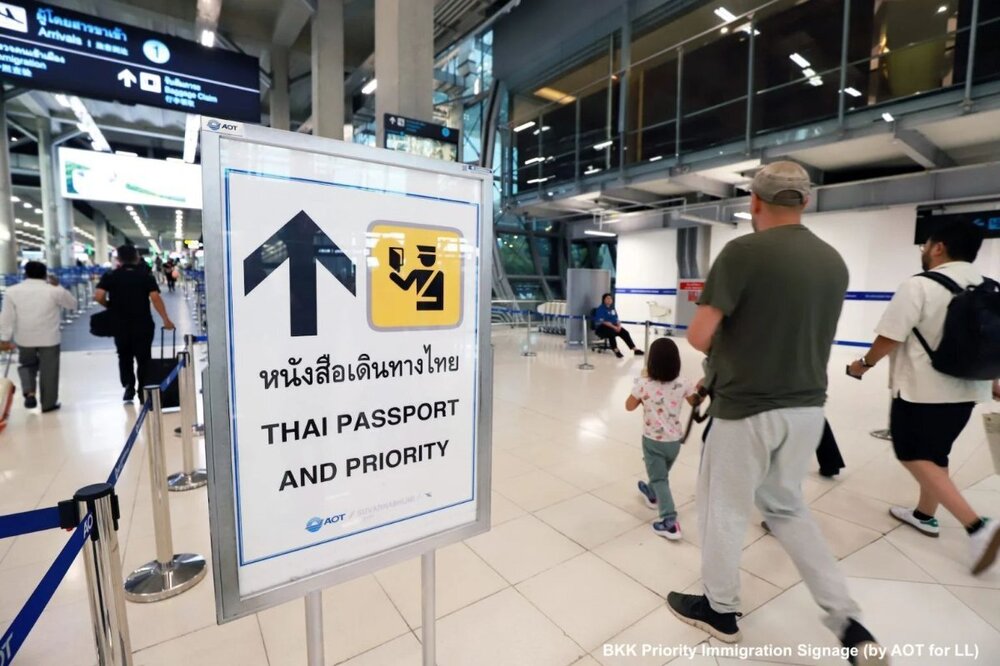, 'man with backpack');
849,220,1000,575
